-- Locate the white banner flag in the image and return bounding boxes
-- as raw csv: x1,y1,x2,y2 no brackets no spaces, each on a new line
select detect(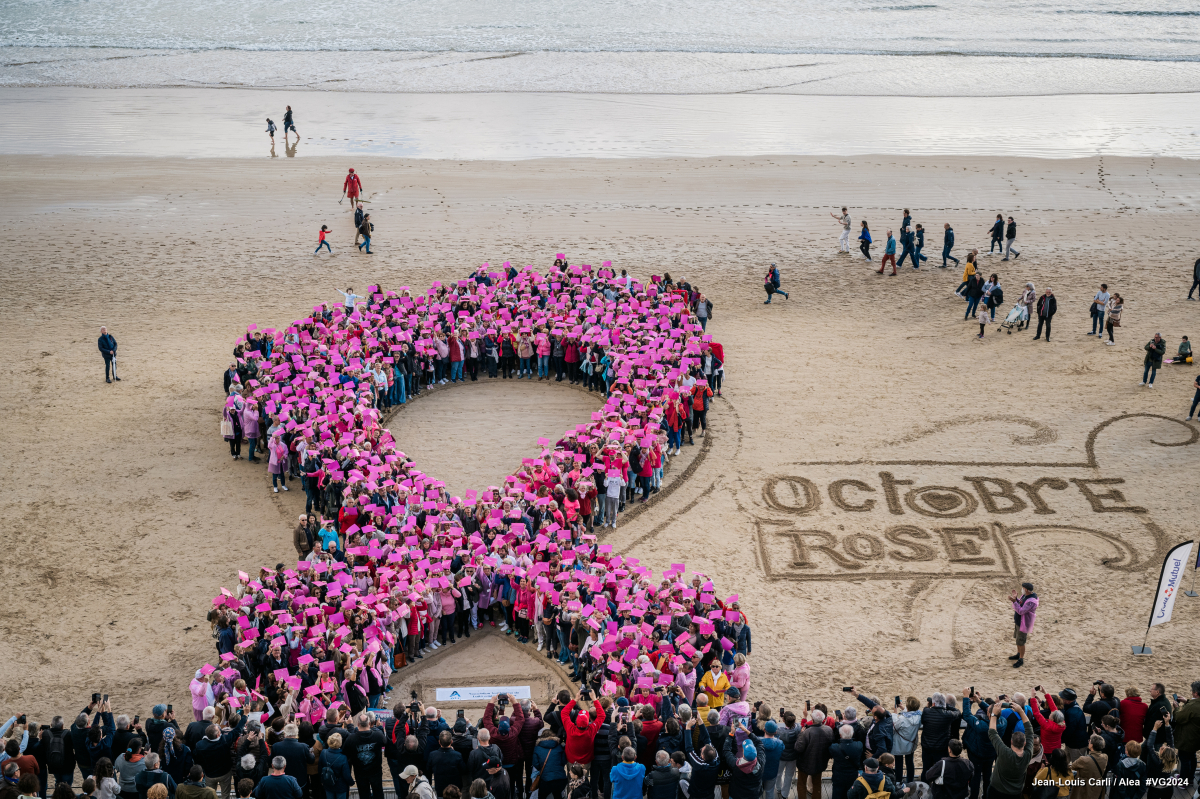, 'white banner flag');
1149,540,1194,628
435,686,532,702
